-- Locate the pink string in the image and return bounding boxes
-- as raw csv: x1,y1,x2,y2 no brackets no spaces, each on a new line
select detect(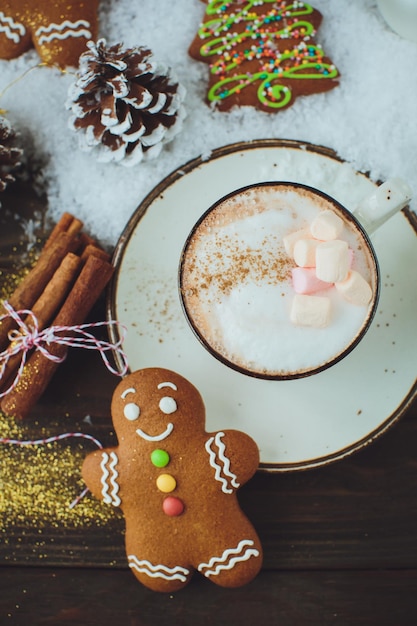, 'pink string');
0,431,104,509
0,301,129,398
